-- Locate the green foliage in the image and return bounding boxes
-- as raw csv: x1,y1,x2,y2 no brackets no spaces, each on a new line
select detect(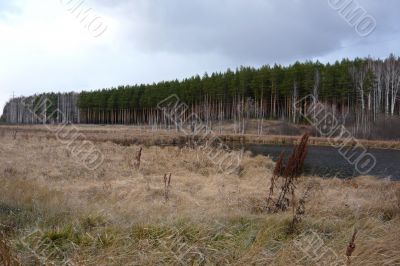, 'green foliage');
4,57,380,121
75,58,373,110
